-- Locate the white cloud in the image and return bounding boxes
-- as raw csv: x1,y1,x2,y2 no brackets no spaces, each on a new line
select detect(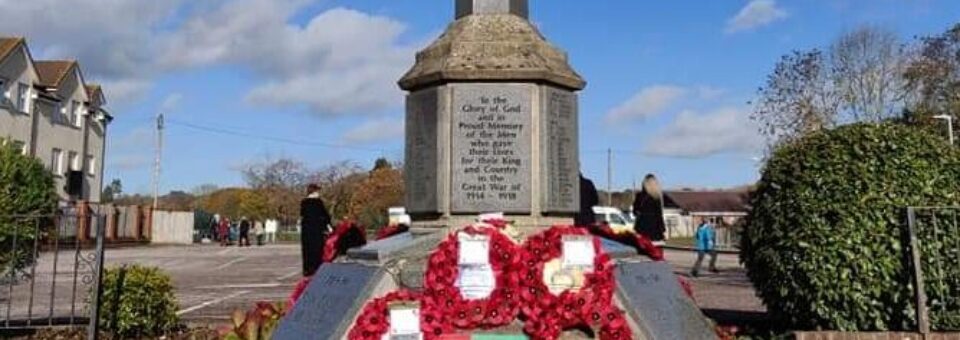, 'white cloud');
644,107,762,158
107,127,155,170
0,0,420,116
605,85,687,123
342,118,405,144
726,0,788,34
160,2,417,116
0,0,185,105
